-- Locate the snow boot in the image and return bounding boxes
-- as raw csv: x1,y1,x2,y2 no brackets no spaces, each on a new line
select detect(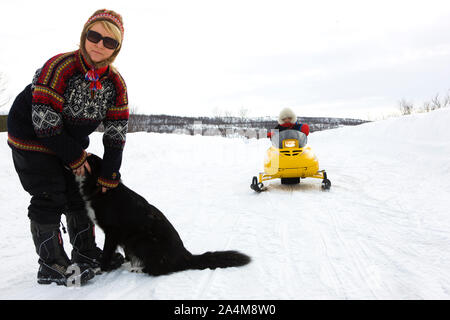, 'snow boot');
66,212,124,273
30,221,95,286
